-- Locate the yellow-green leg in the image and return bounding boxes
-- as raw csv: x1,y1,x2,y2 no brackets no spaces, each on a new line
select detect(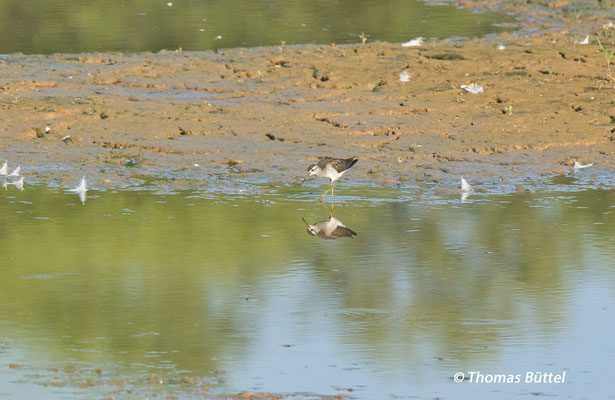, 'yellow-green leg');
331,183,335,211
320,201,333,217
317,182,333,202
